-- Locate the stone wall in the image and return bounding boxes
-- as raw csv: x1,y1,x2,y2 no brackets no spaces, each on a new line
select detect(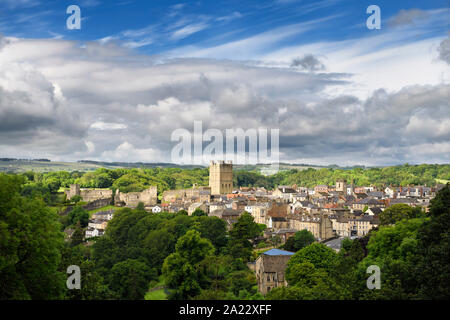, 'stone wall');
65,184,113,203
162,186,211,203
115,186,157,207
61,198,112,215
